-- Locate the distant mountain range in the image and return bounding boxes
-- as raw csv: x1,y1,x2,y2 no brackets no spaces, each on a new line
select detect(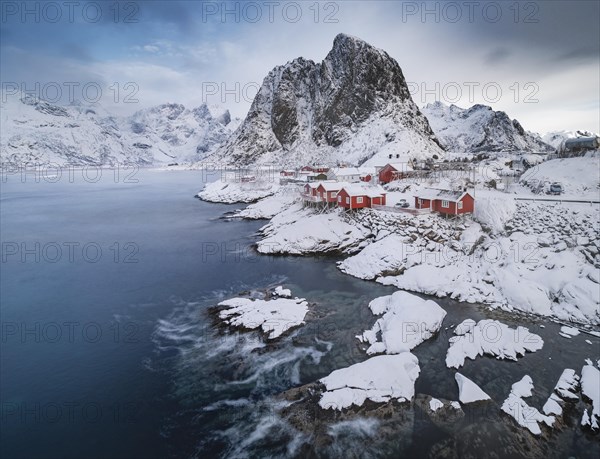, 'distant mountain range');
2,33,592,168
0,92,238,166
